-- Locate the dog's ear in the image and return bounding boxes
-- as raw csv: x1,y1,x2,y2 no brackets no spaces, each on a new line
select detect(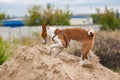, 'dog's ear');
42,23,47,32
42,23,46,28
